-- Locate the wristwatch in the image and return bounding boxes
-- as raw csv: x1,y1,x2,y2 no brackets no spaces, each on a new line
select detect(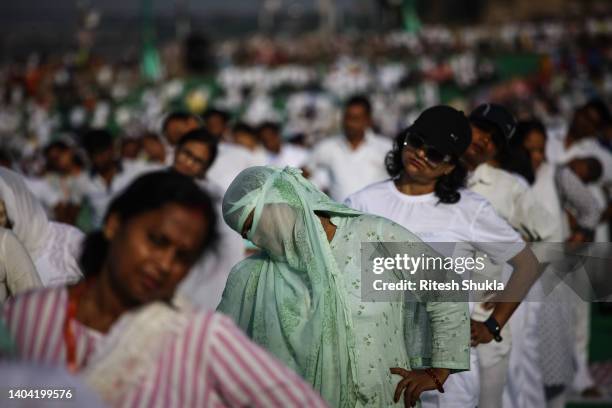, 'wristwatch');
483,316,503,342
